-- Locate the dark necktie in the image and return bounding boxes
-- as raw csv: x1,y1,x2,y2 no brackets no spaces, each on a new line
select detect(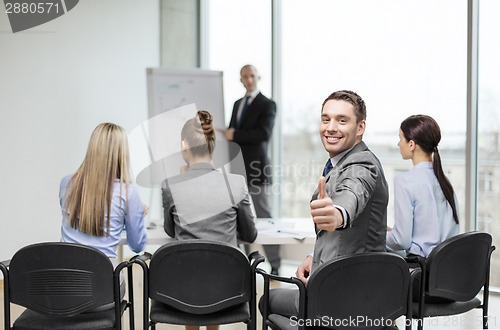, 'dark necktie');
237,96,251,128
322,159,333,177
